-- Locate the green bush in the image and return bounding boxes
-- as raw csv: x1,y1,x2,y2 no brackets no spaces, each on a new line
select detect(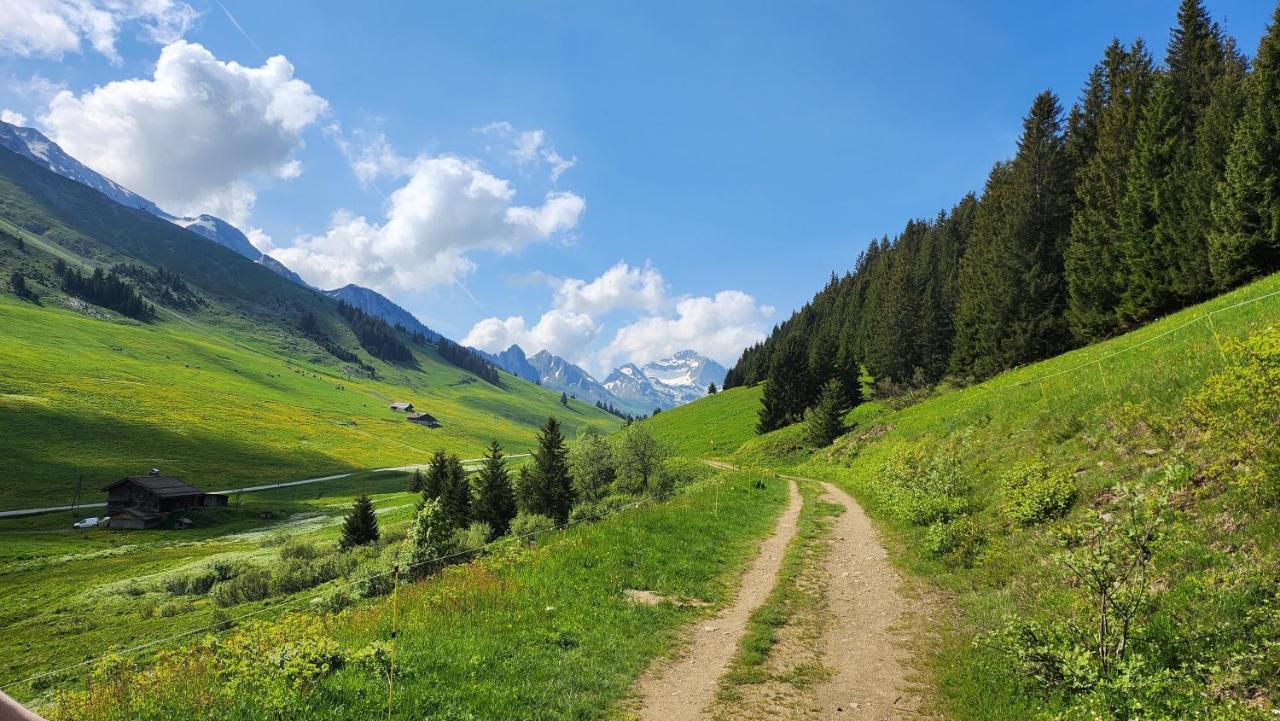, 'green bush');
567,501,599,526
509,512,556,543
1187,325,1280,491
923,517,984,565
278,538,321,561
879,449,972,525
452,521,492,559
211,567,272,607
1001,460,1077,526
